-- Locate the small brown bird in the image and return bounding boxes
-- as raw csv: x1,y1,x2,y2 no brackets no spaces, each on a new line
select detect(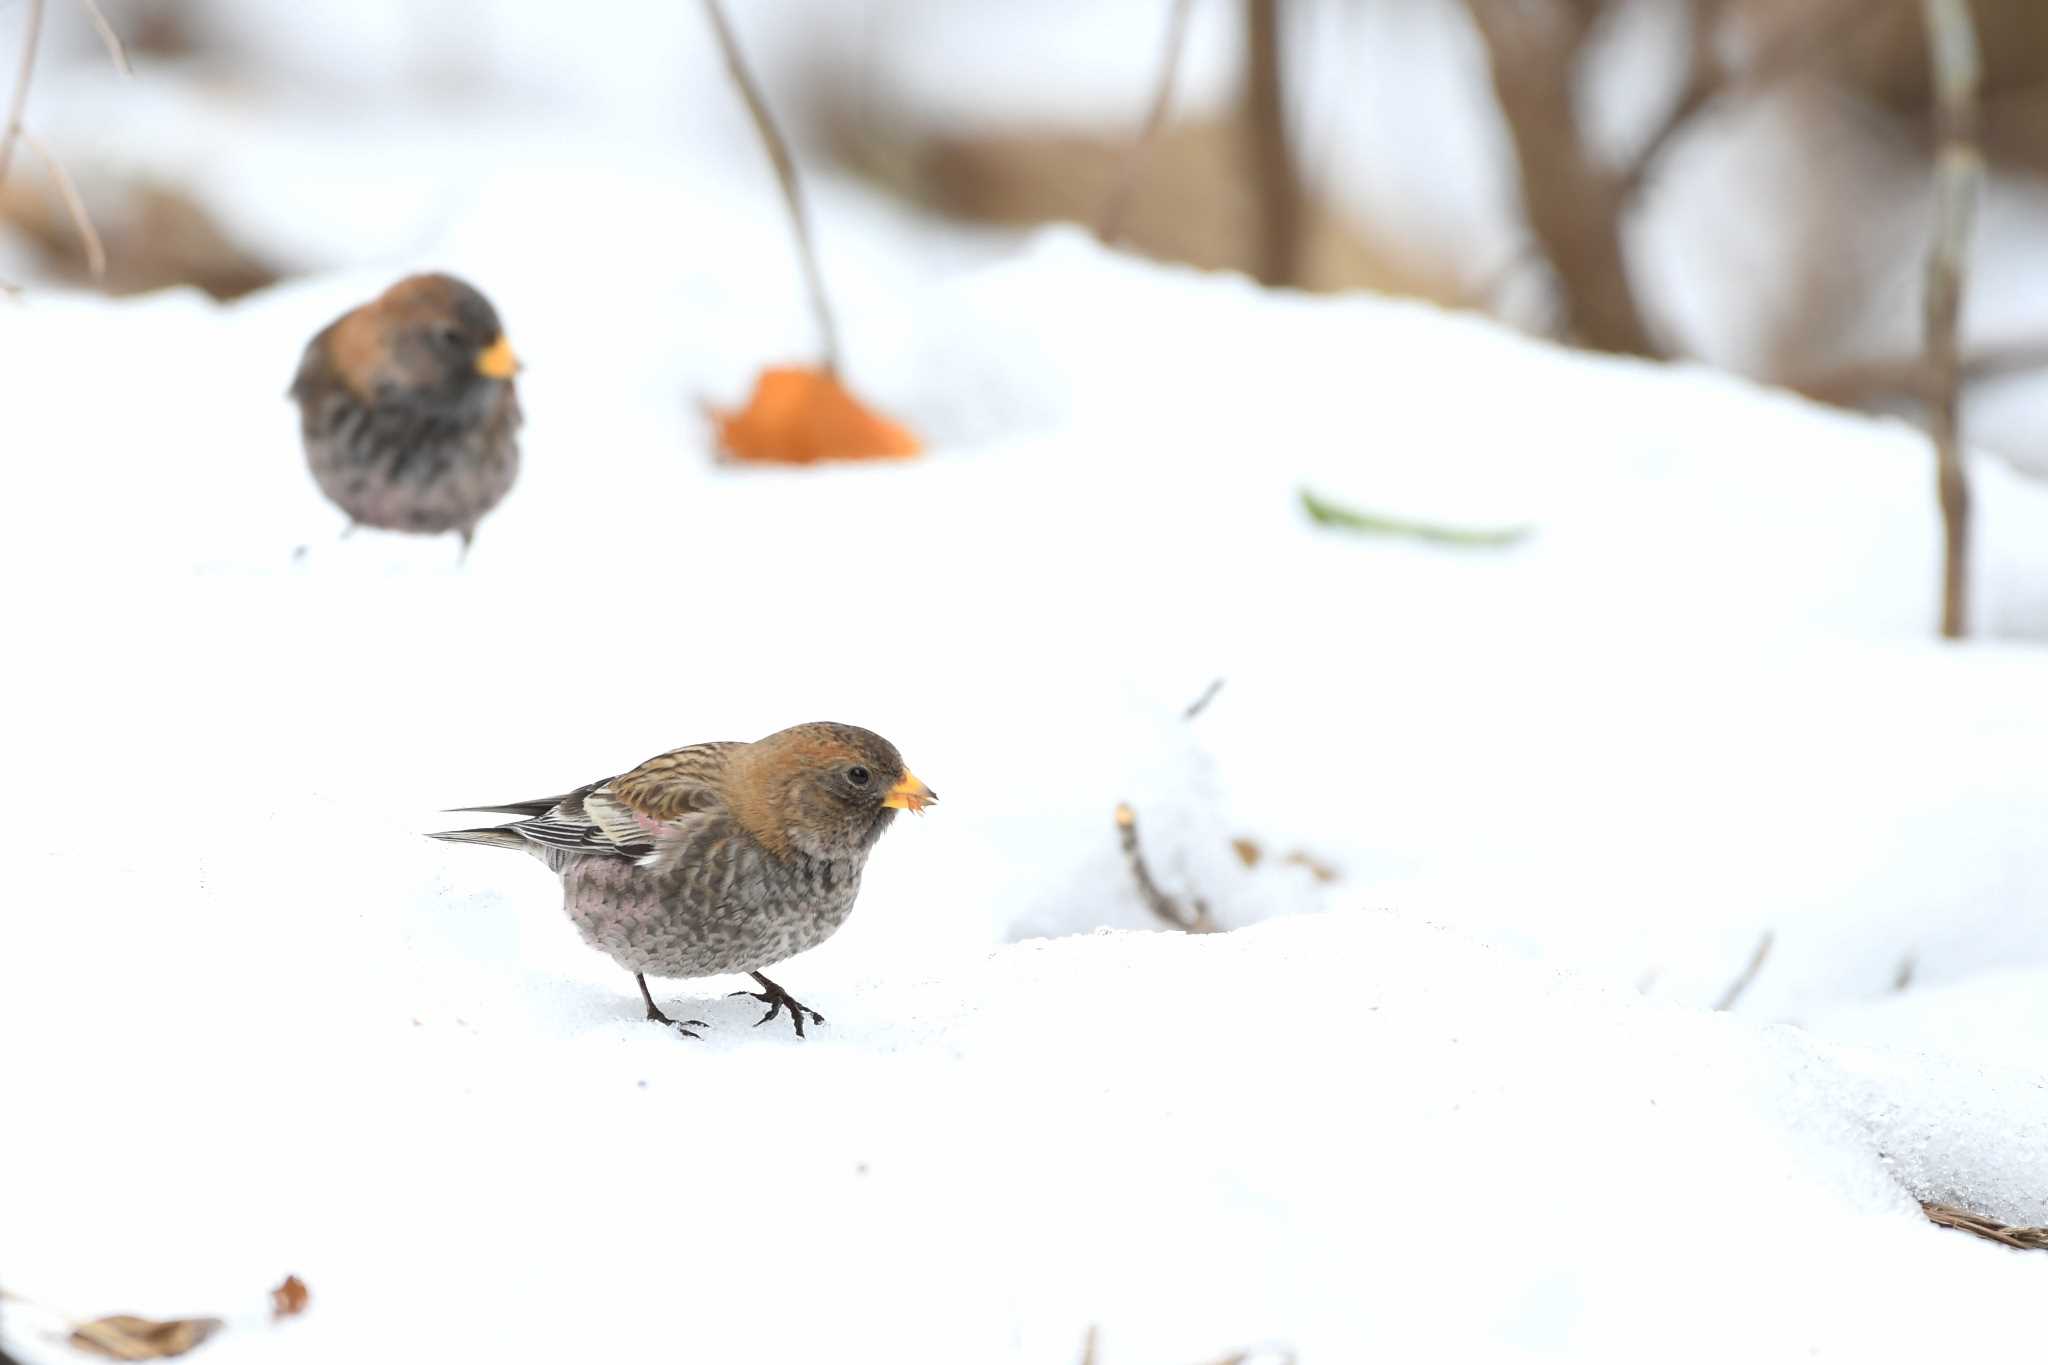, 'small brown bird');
430,723,936,1037
290,272,522,555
